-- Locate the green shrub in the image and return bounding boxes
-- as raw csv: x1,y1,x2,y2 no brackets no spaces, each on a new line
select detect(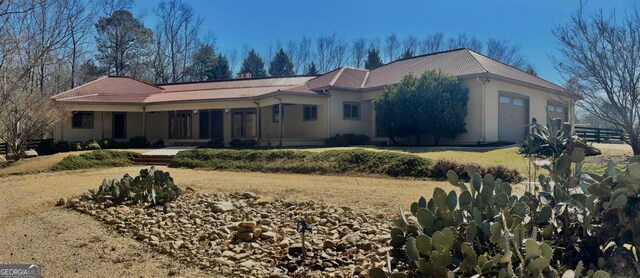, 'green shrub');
99,138,120,149
325,133,370,147
71,141,83,151
84,166,181,206
170,148,431,178
202,138,224,148
128,136,150,148
242,139,258,148
36,140,57,155
84,139,101,150
54,141,71,153
228,138,242,148
152,139,165,148
50,150,141,171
